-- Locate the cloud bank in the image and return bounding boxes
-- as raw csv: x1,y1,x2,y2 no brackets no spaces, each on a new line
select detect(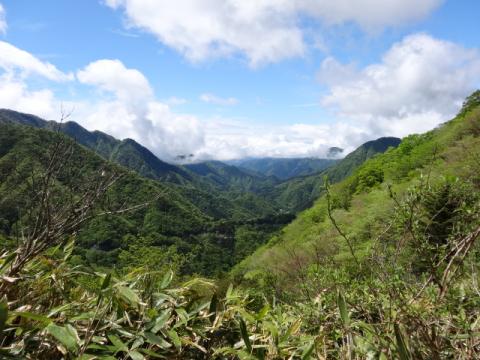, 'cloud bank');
104,0,442,66
318,34,480,137
1,33,479,162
